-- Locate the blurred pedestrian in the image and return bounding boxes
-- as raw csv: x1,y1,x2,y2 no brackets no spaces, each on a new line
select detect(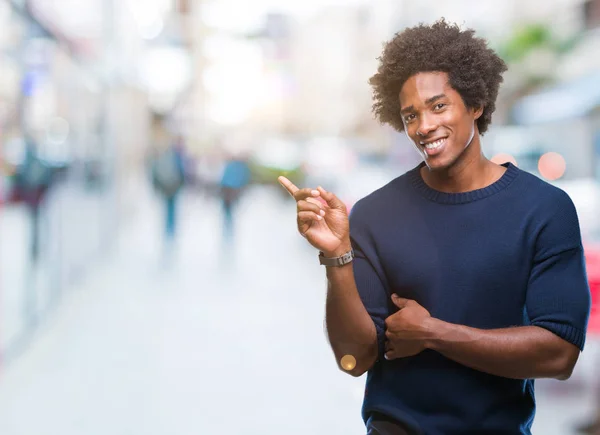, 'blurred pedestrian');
151,135,186,242
219,154,251,241
13,135,53,262
278,19,590,435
